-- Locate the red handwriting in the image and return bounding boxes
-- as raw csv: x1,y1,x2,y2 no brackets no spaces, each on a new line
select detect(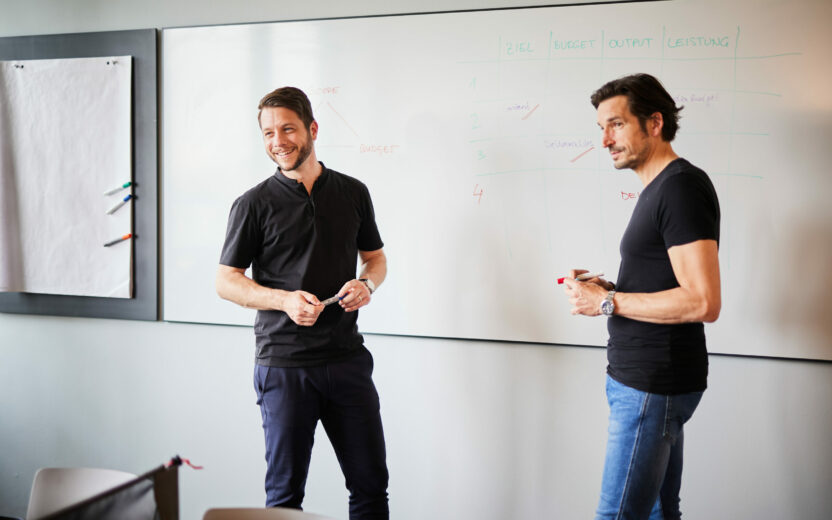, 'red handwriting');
522,104,540,120
327,102,361,138
315,86,341,95
620,191,640,201
473,184,484,203
360,144,399,156
570,146,595,163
